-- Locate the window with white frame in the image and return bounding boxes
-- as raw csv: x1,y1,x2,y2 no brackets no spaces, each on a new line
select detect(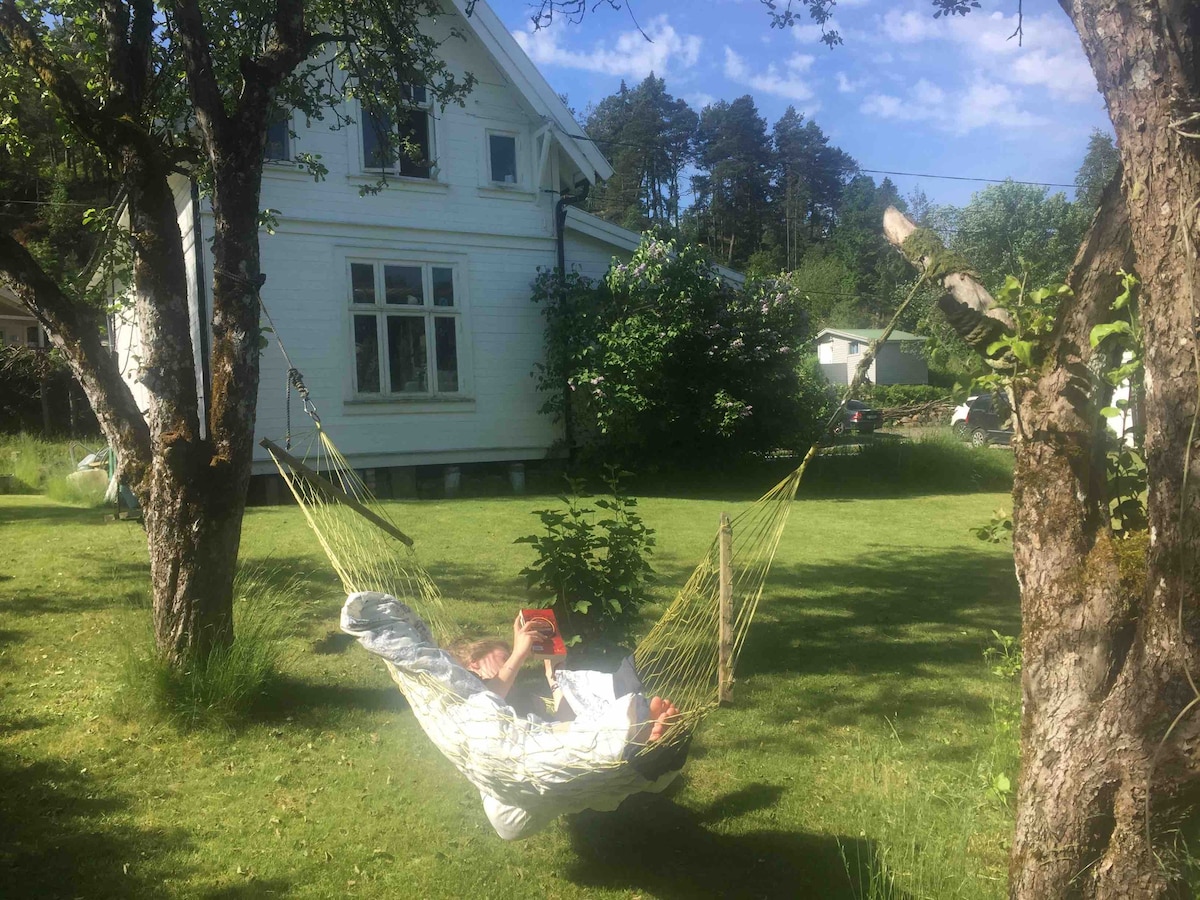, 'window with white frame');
848,340,860,354
487,131,519,185
360,84,434,178
348,259,461,396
